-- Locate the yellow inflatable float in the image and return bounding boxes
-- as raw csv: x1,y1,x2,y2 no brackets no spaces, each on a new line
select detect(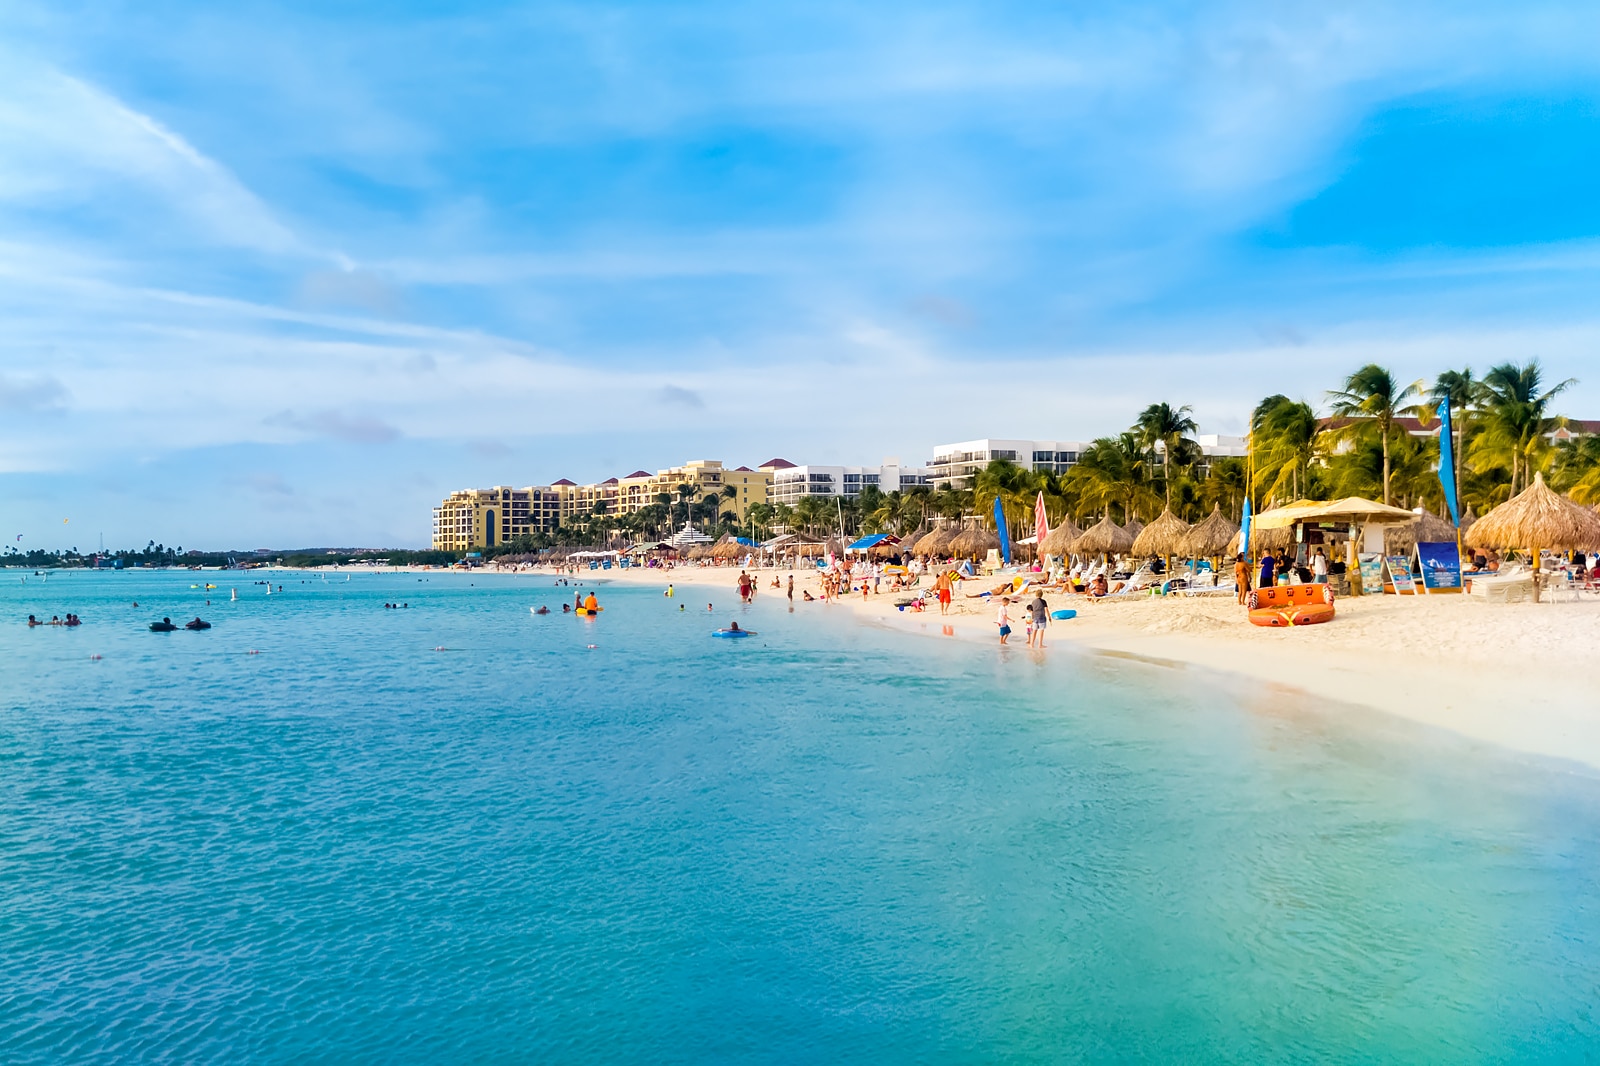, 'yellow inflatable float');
1247,584,1335,627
